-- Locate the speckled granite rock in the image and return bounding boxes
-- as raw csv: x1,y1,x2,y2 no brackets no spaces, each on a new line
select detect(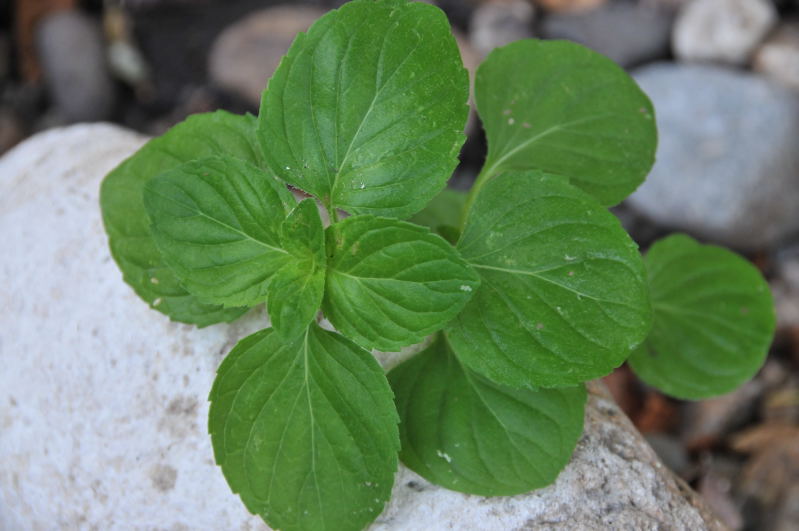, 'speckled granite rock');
0,124,722,530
